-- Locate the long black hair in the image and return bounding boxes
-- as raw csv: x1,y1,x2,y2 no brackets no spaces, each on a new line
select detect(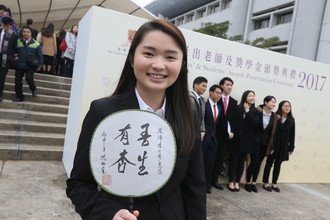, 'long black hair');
113,19,195,155
42,23,55,37
276,100,294,120
239,90,255,109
